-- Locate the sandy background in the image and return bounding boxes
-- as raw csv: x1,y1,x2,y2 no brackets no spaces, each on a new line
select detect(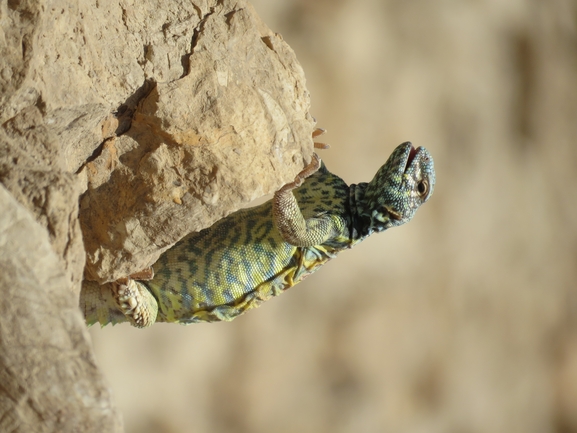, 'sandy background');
89,1,577,432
